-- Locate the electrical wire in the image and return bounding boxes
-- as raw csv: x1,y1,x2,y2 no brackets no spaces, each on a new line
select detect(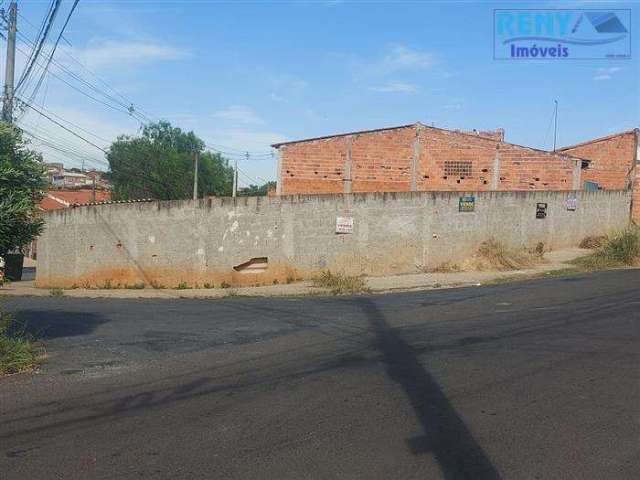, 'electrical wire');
15,0,62,93
14,40,139,117
17,98,108,153
10,8,275,184
26,0,81,107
